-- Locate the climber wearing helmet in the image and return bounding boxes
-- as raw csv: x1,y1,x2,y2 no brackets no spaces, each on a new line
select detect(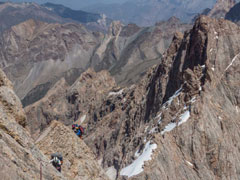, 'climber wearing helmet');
72,124,84,139
50,153,63,172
